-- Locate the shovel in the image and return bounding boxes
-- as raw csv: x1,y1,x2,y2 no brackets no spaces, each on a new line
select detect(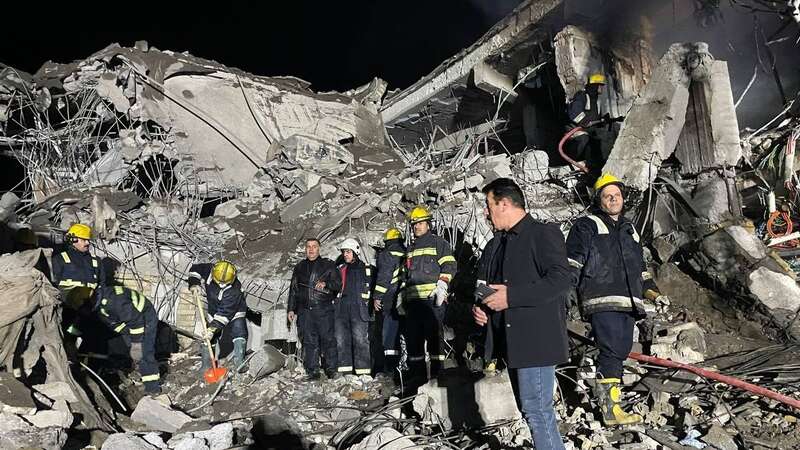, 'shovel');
193,290,228,384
